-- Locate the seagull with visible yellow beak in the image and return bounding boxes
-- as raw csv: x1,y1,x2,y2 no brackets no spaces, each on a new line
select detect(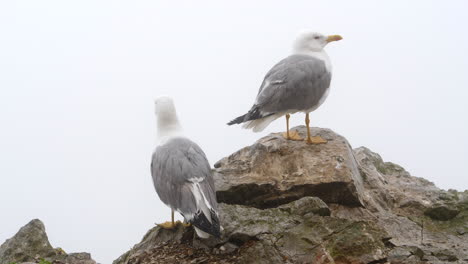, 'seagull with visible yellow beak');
228,31,342,144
